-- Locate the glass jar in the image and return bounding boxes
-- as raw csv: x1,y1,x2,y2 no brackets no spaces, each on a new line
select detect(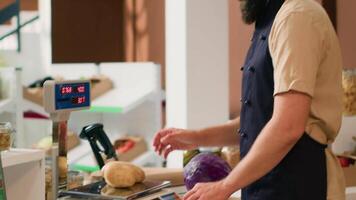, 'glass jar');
67,171,84,190
342,69,356,116
0,122,13,151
